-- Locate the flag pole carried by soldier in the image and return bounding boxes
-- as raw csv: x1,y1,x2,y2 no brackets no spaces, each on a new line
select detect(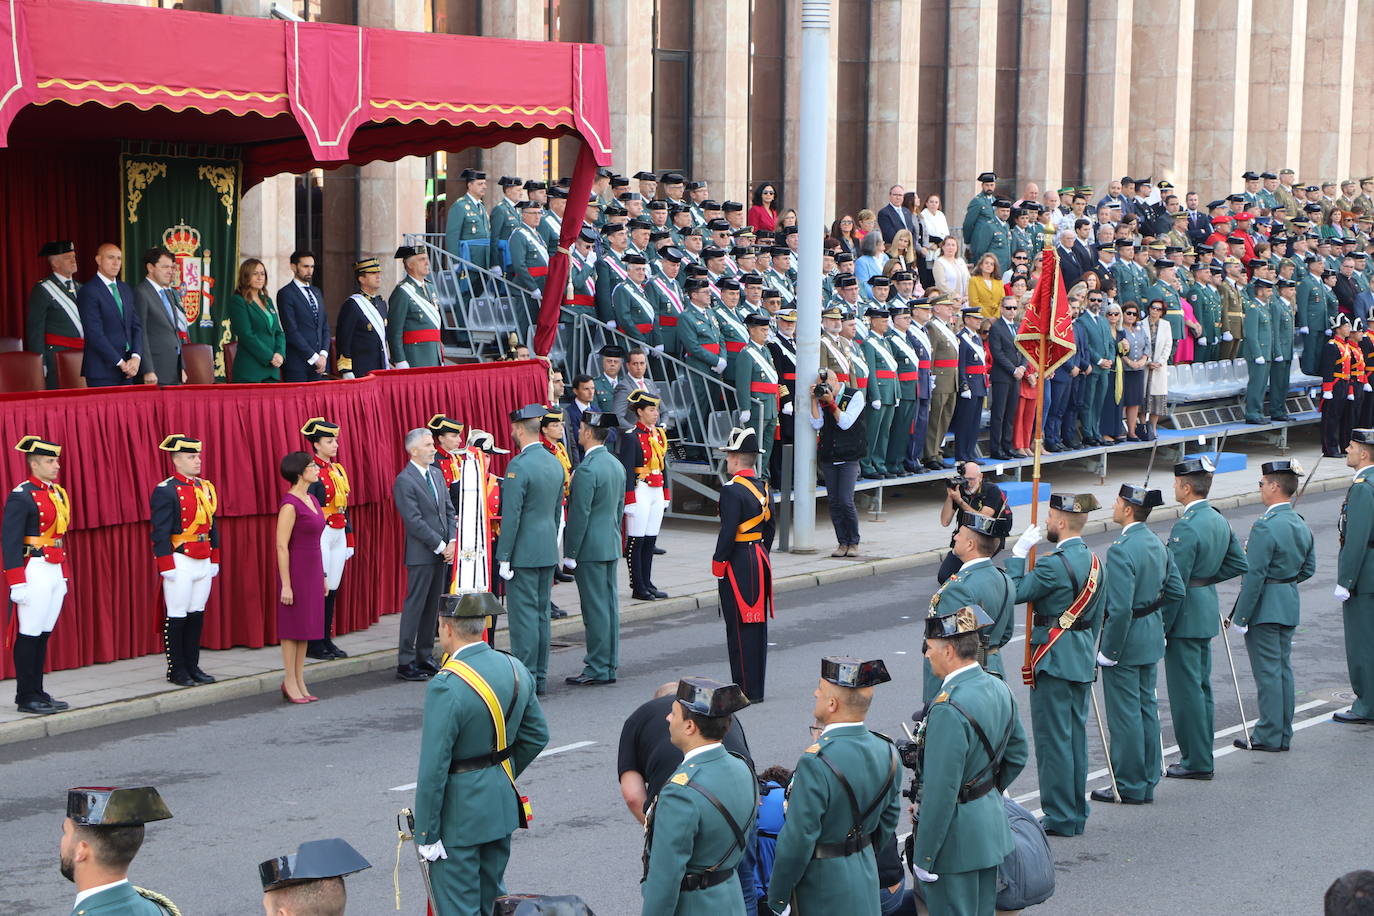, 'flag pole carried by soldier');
60,786,180,915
